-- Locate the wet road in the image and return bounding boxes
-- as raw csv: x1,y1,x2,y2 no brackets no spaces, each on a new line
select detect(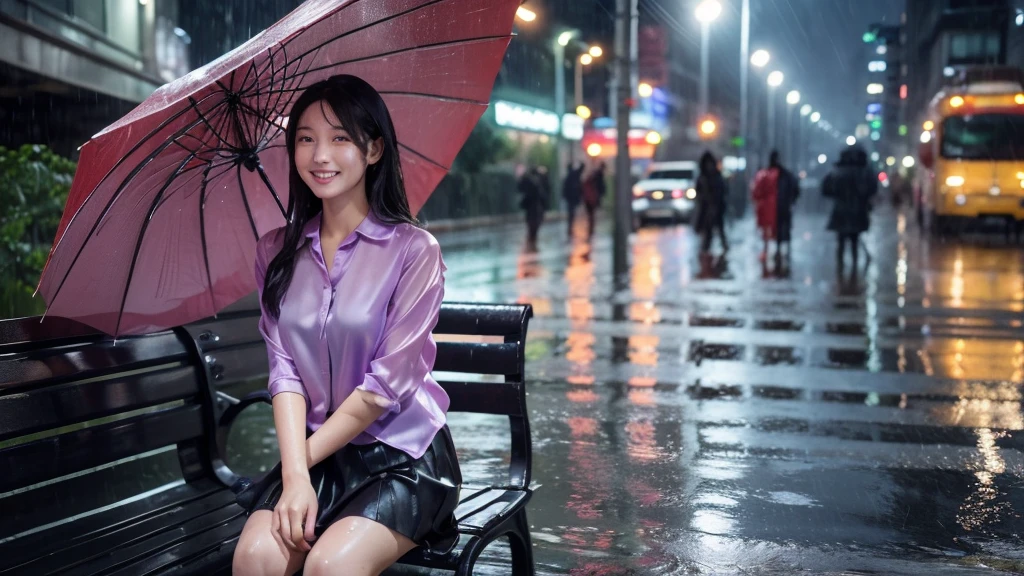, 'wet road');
233,197,1024,575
